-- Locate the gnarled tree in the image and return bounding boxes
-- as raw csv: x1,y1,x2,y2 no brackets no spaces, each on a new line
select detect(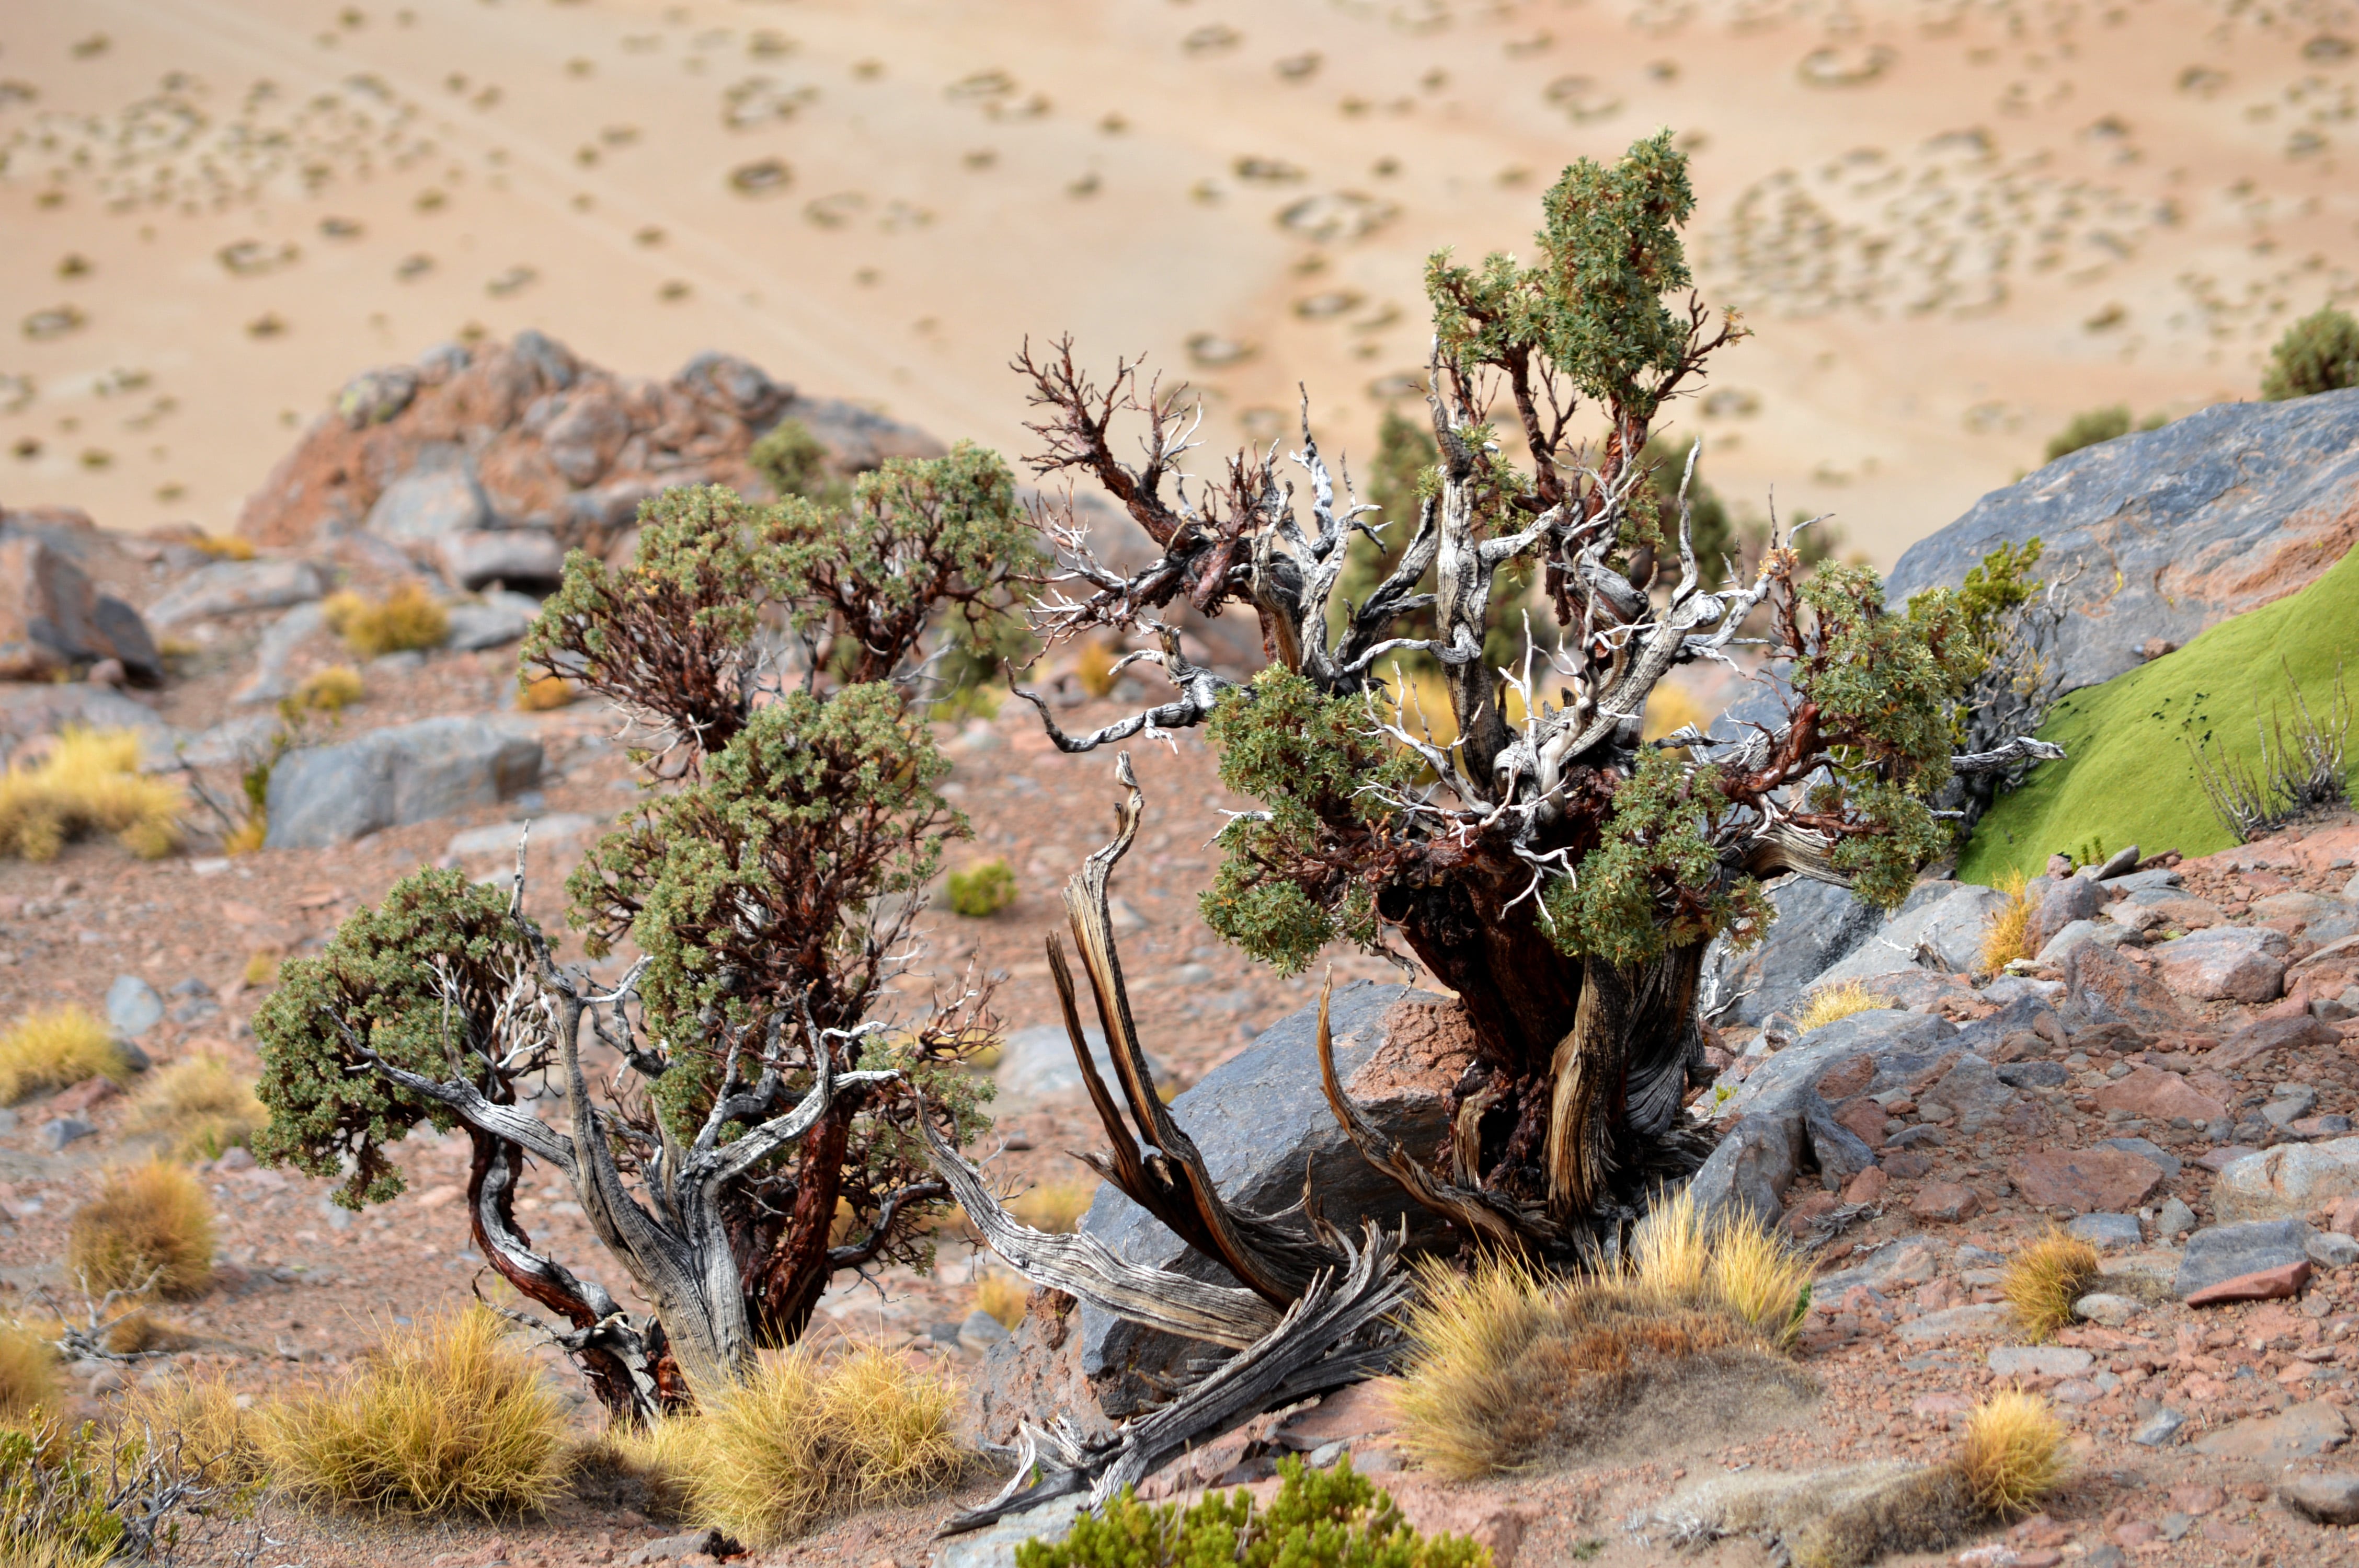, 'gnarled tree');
253,447,1040,1421
1007,132,2061,1254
